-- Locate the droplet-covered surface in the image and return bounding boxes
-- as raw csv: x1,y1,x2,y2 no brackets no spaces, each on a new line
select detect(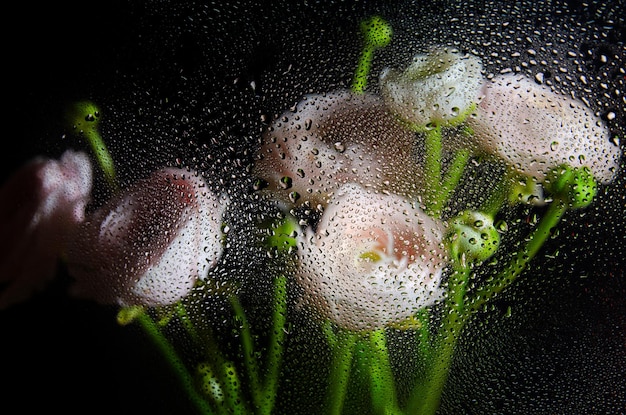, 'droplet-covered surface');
3,0,625,413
